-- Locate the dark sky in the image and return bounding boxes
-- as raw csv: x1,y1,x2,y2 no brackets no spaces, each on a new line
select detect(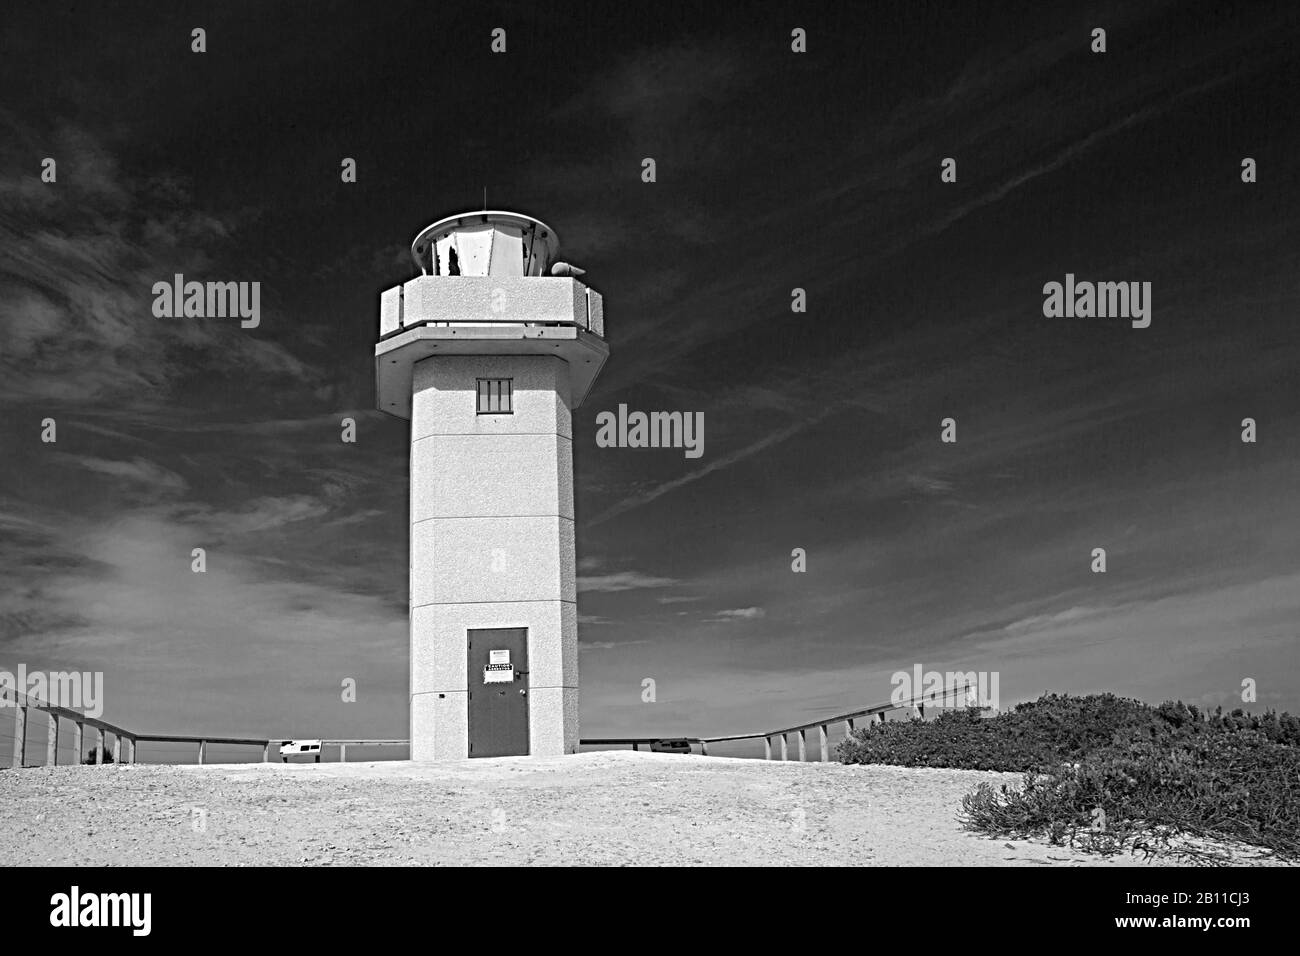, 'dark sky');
2,0,1298,746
